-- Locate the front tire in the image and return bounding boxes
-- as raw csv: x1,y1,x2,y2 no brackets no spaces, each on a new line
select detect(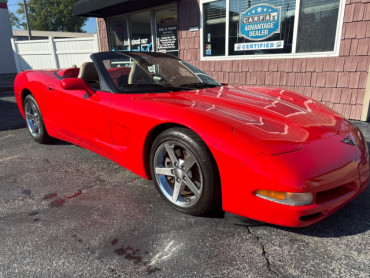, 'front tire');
24,95,51,144
150,127,221,215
